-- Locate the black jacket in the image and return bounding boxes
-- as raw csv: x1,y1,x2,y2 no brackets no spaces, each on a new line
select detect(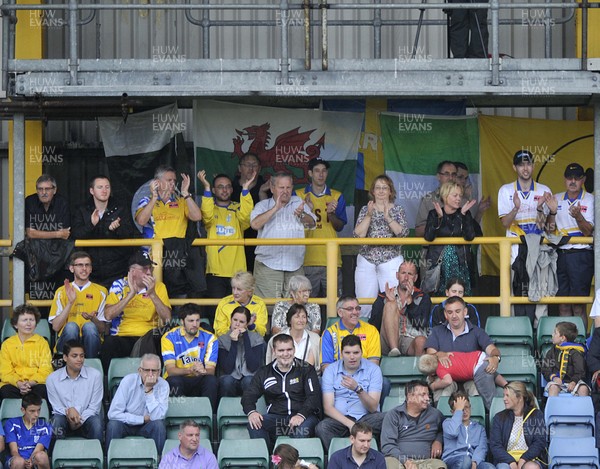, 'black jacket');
490,407,547,465
71,196,137,286
424,209,479,269
242,358,322,419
